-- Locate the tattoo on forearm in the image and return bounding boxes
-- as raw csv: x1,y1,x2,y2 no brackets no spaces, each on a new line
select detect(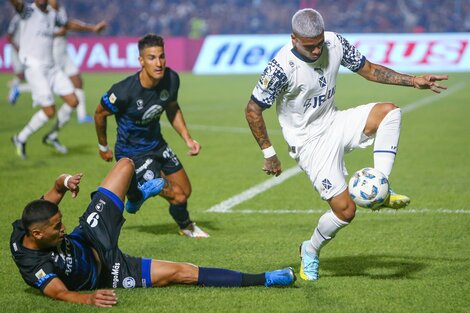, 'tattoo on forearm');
245,103,271,148
372,65,414,86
